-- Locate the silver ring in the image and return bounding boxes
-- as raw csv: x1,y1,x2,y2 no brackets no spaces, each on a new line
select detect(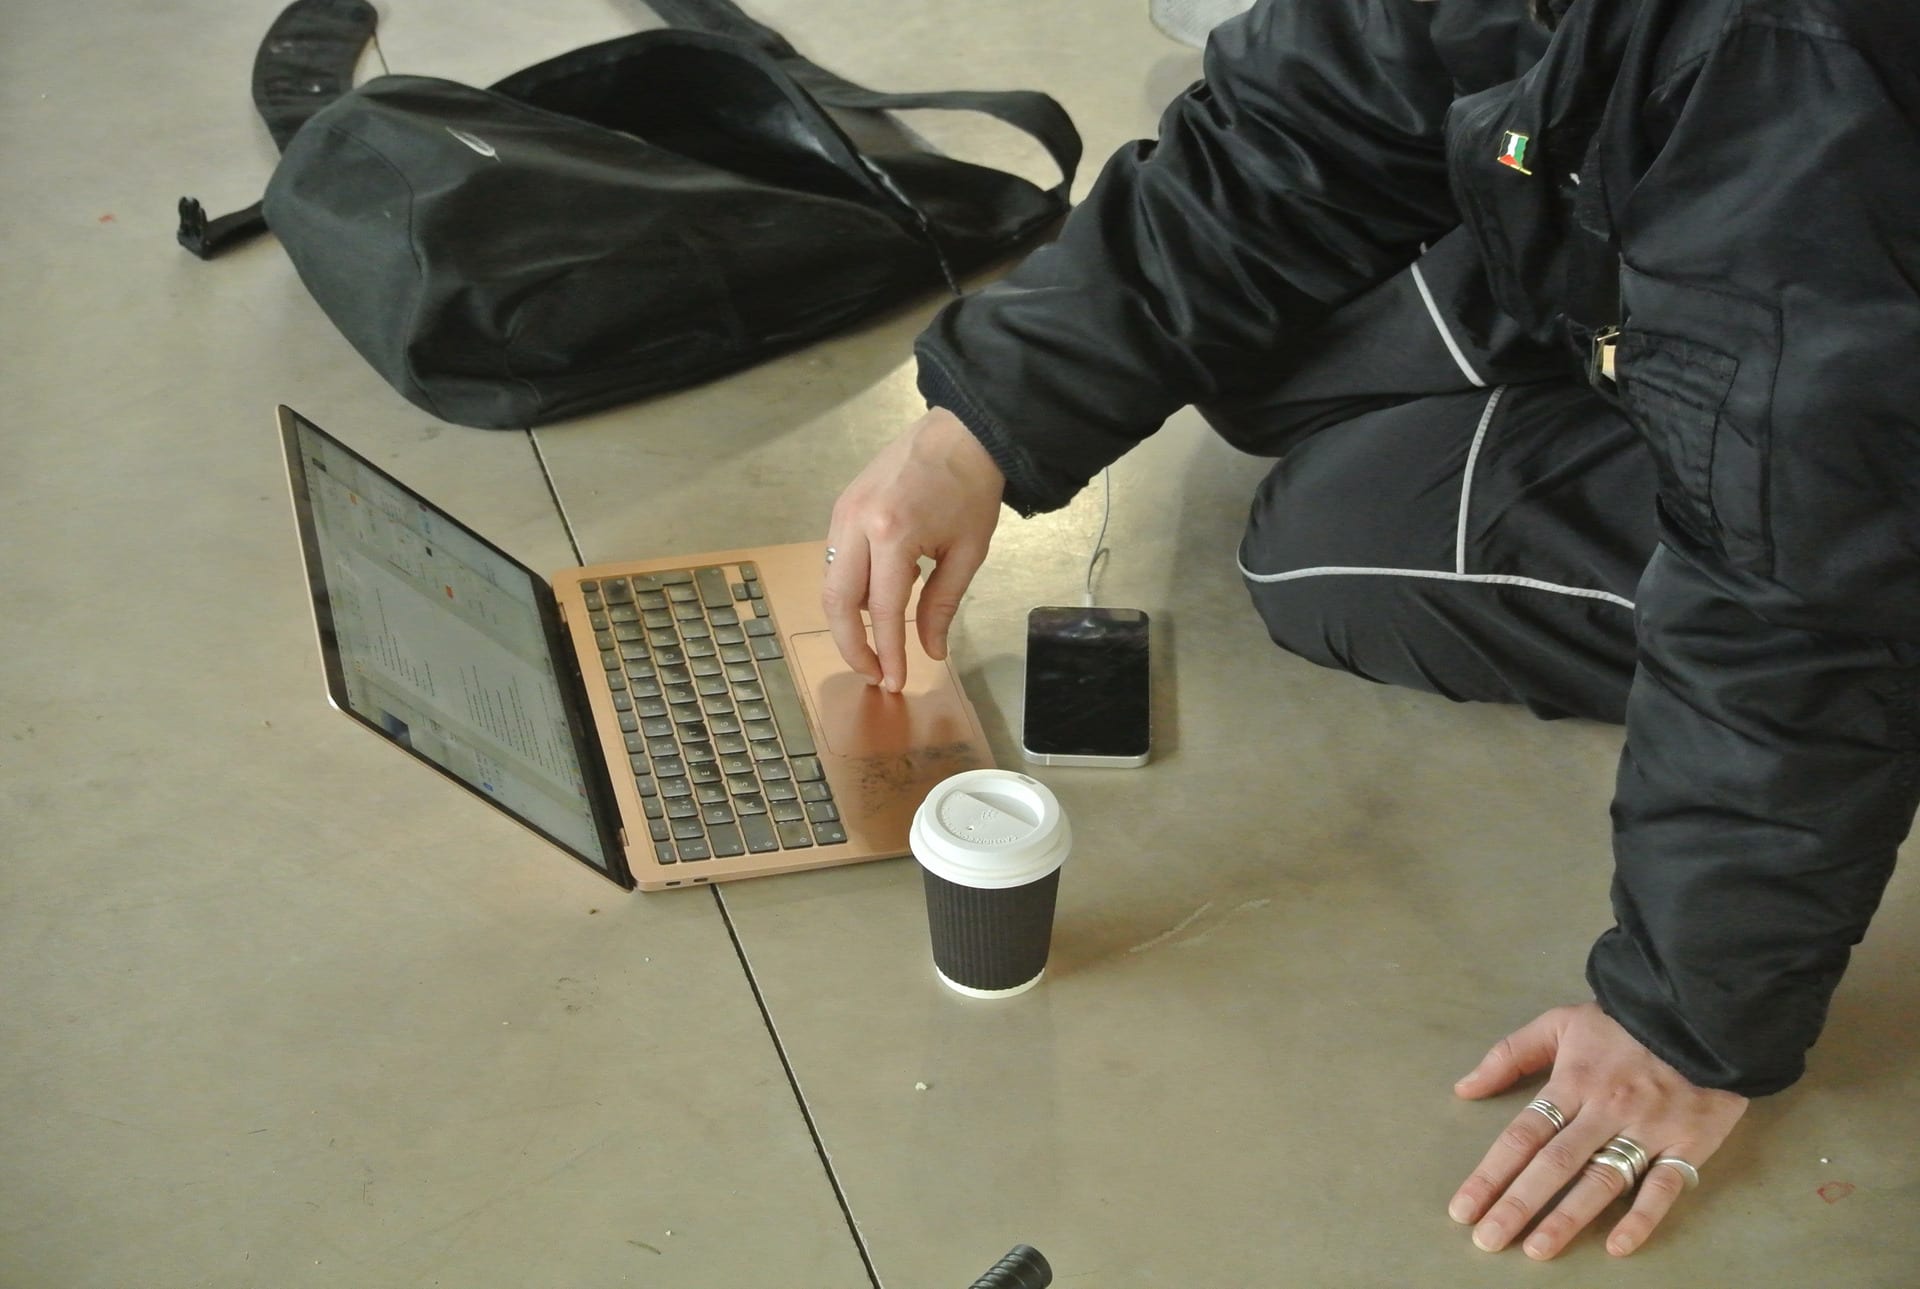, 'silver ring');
1651,1156,1701,1190
1605,1135,1651,1179
824,545,837,565
1523,1098,1567,1133
1586,1148,1639,1192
